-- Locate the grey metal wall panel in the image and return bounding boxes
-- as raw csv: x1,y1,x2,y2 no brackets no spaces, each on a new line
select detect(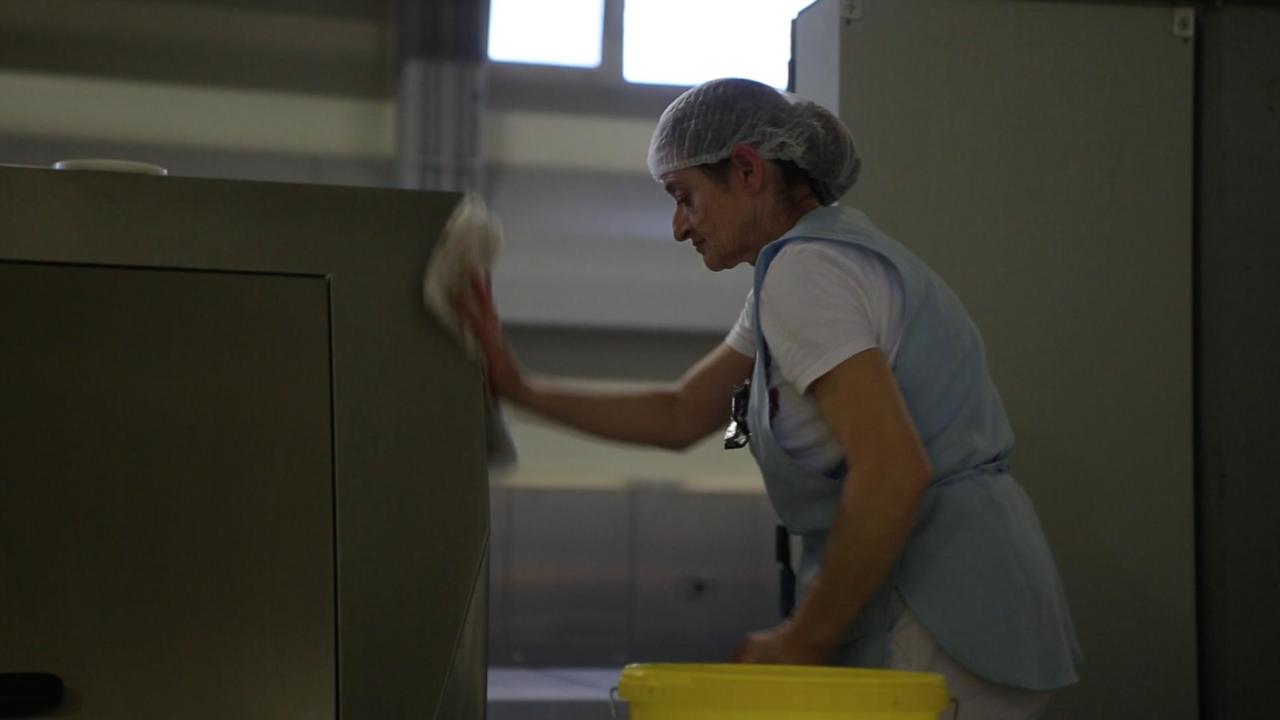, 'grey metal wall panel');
630,489,777,663
797,2,1195,717
1197,6,1280,719
0,263,335,718
488,484,779,668
504,489,630,665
